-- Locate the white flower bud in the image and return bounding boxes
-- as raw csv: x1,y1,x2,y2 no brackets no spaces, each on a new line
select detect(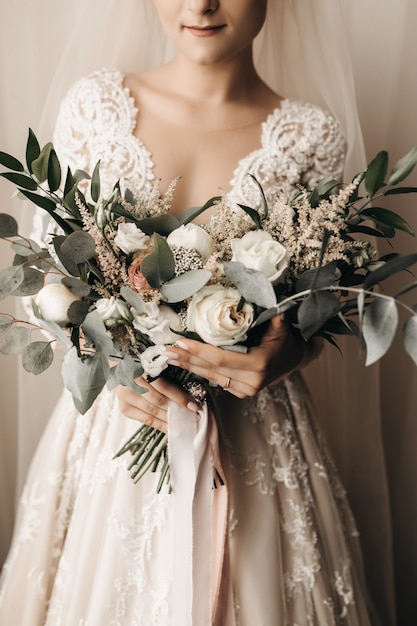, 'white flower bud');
36,283,81,326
